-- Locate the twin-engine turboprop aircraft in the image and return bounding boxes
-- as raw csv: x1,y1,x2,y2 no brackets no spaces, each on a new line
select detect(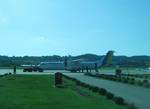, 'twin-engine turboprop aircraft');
23,51,114,72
